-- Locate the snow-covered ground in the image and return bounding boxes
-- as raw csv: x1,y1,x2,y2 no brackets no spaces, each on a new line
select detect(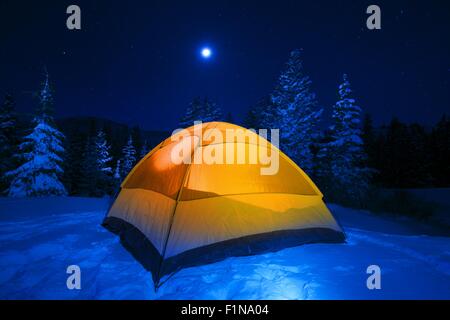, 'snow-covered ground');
0,197,449,300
